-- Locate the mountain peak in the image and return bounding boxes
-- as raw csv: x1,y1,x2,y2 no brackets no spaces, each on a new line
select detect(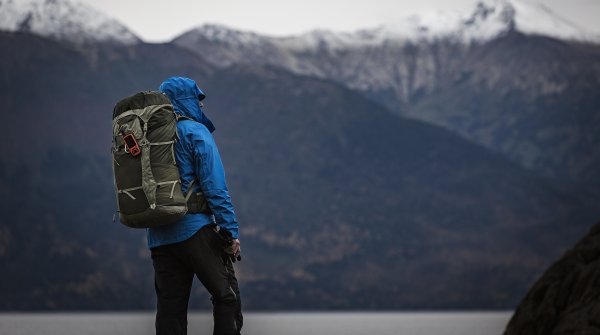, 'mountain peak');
0,0,140,45
377,0,594,43
465,0,517,29
458,0,591,42
187,23,269,46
